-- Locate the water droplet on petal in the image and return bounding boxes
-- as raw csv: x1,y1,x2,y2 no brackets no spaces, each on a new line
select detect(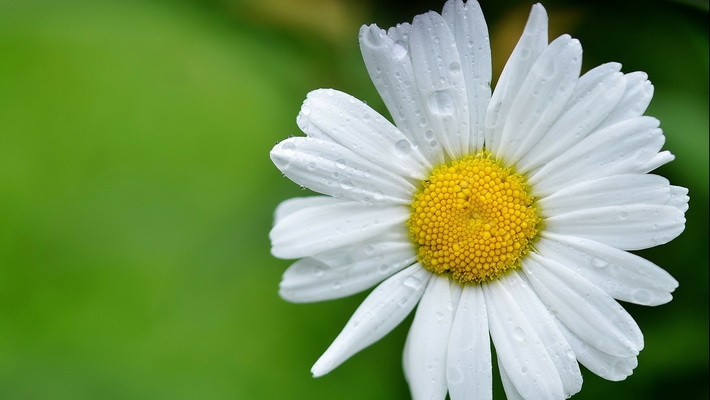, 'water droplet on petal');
591,257,608,269
392,41,408,60
513,327,525,341
631,289,652,304
395,139,412,156
427,90,455,115
403,276,423,290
